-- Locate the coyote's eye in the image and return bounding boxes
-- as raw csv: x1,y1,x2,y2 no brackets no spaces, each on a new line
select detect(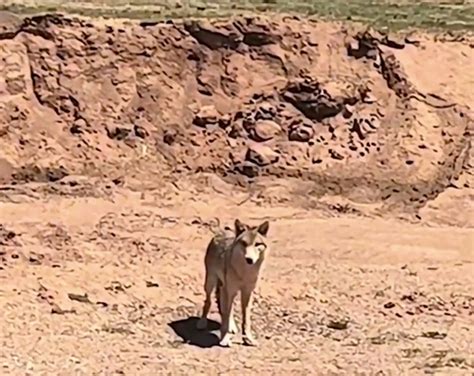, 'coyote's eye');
239,239,249,247
255,242,266,251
